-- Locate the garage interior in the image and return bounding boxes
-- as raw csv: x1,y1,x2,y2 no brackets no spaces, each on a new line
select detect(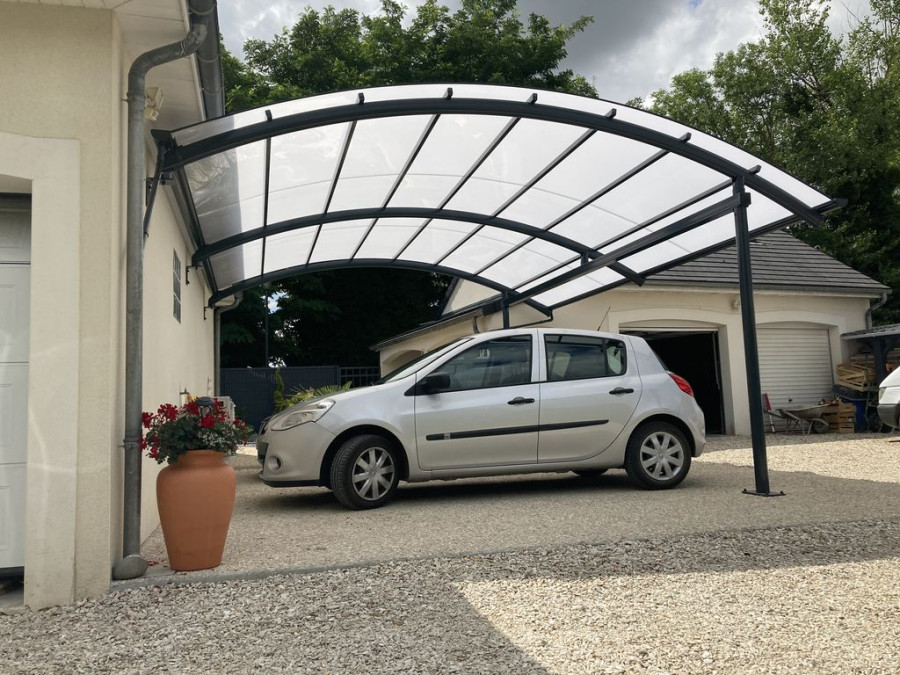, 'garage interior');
626,330,725,435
